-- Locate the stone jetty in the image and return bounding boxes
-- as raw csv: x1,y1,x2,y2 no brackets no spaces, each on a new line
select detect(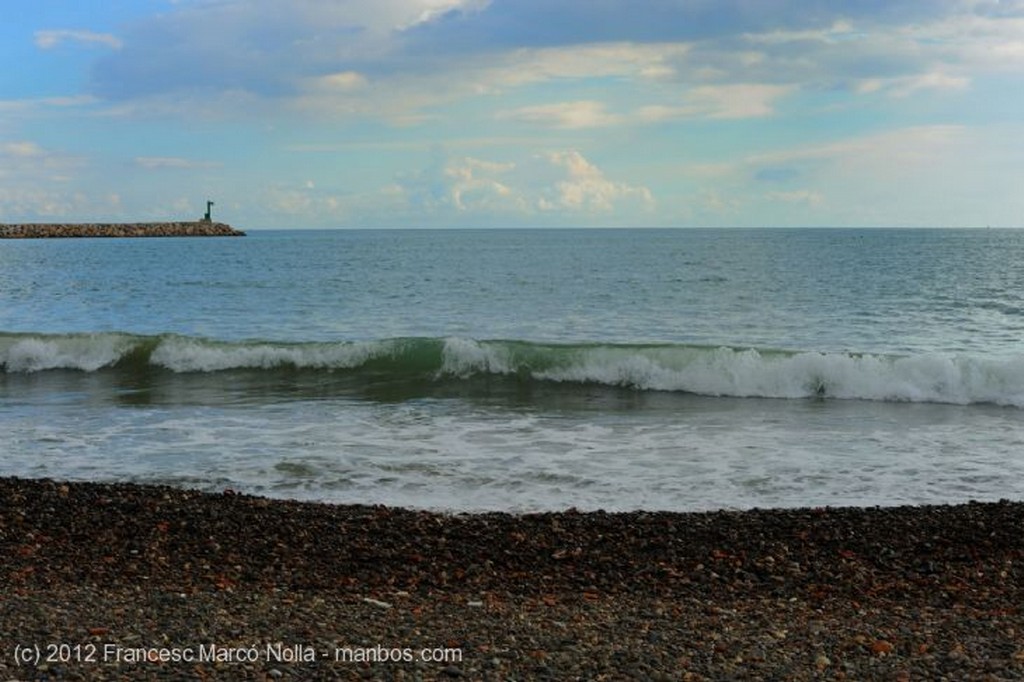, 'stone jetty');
0,221,245,238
